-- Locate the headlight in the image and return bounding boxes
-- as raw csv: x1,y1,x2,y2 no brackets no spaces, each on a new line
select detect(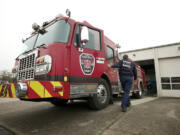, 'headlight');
35,55,52,76
12,65,18,78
